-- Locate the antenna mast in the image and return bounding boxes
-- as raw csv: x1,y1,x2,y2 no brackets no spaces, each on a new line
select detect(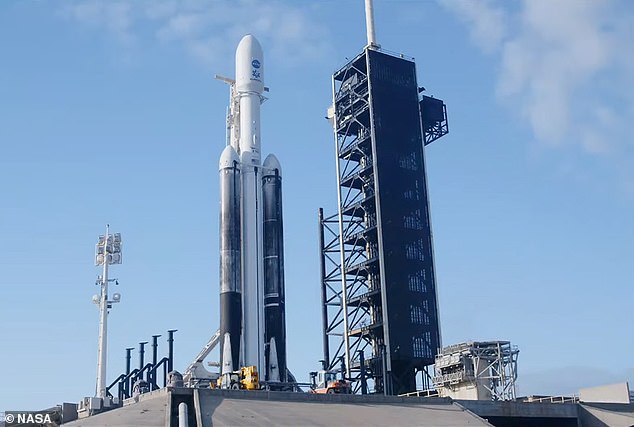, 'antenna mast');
365,0,379,49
